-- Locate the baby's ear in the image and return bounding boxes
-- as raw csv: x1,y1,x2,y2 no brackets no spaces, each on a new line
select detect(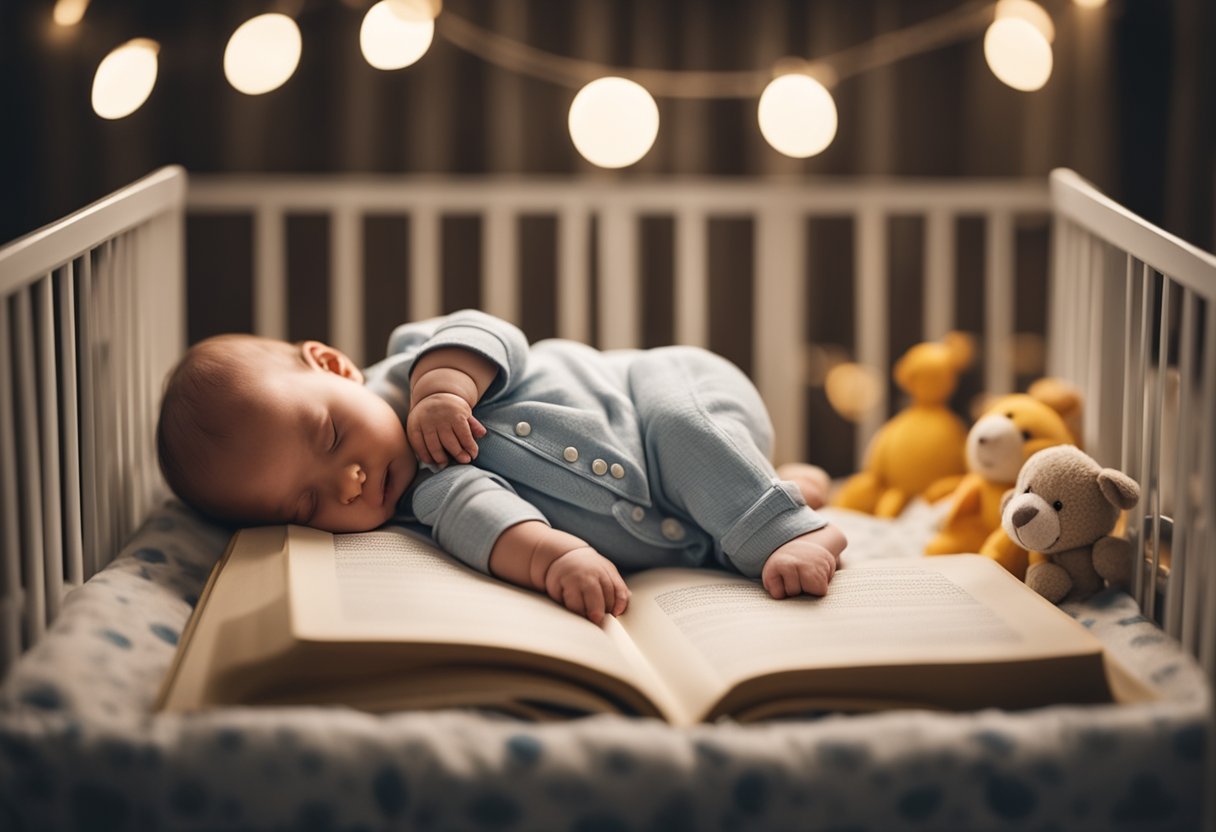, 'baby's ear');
301,341,364,383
